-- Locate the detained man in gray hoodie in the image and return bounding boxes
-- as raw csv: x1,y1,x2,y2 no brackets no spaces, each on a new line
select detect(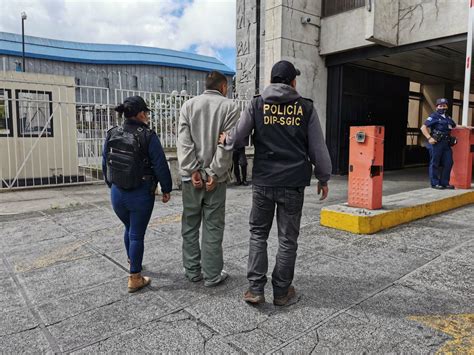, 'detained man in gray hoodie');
220,61,332,306
177,71,240,287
